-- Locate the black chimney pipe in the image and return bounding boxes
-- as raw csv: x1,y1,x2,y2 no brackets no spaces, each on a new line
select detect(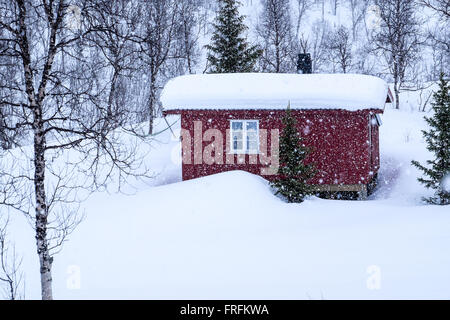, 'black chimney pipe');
297,53,312,74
